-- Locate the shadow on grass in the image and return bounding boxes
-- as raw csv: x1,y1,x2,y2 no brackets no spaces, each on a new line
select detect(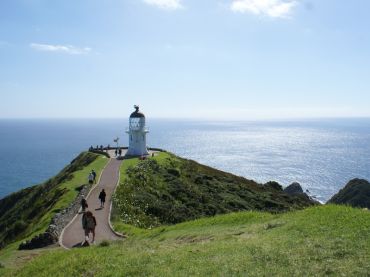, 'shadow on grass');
72,241,90,248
